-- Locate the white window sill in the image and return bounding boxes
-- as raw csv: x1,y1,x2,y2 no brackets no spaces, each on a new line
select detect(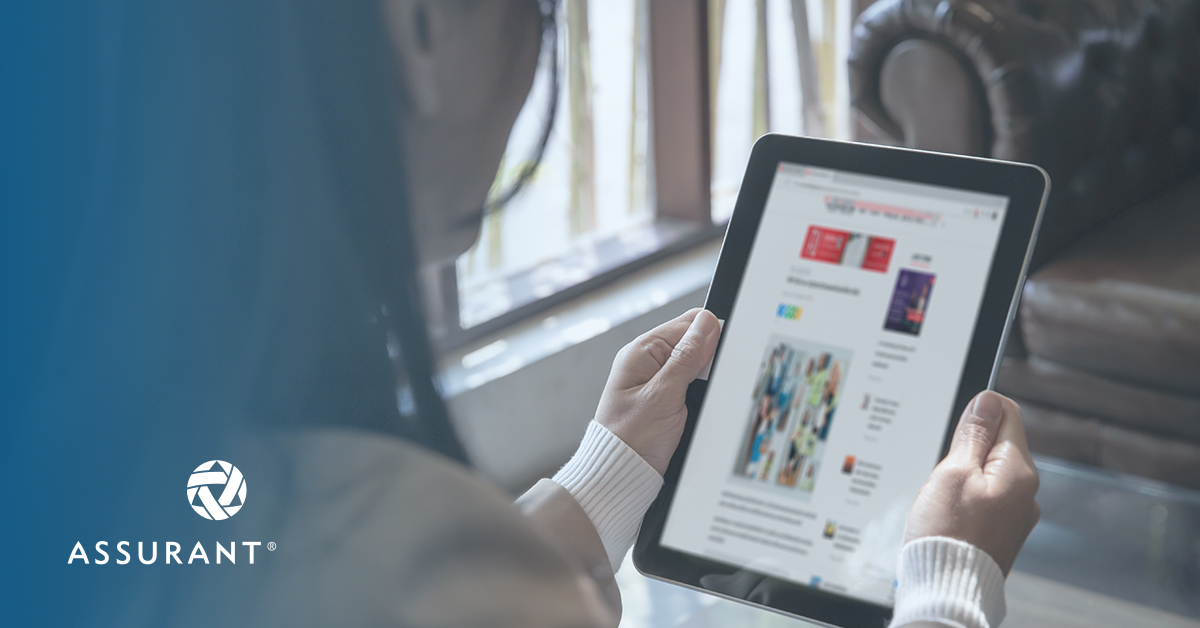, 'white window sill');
438,240,720,491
